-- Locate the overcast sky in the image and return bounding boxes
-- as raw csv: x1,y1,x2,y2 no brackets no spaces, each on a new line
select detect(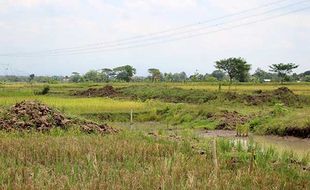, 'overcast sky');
0,0,309,76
